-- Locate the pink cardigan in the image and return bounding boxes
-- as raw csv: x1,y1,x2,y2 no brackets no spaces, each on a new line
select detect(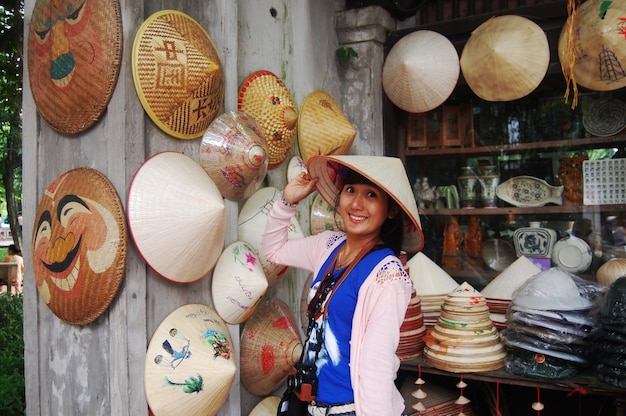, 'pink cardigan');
262,200,412,416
